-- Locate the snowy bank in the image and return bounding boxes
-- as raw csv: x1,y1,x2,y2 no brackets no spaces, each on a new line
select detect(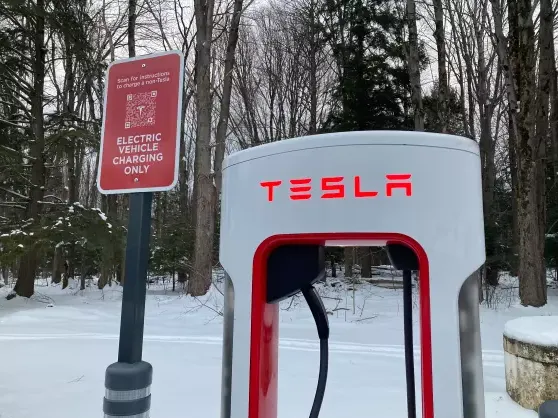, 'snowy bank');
504,316,558,347
504,316,558,411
